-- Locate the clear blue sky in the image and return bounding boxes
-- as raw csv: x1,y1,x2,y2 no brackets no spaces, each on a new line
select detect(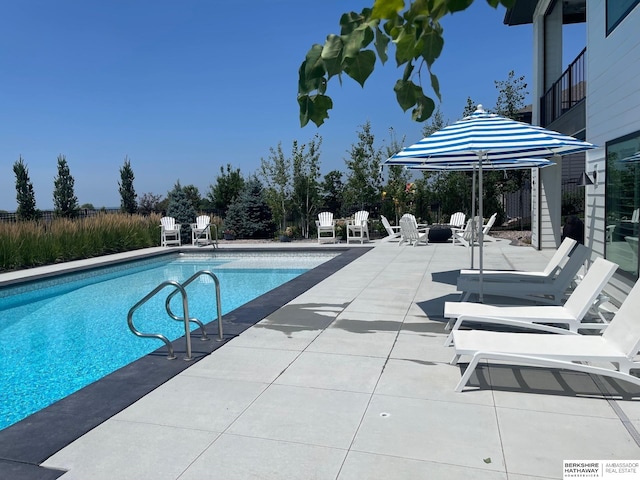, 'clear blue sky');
0,1,585,210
